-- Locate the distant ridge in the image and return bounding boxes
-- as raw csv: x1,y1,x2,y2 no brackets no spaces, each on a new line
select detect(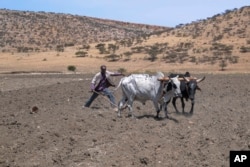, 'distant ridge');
0,9,169,52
